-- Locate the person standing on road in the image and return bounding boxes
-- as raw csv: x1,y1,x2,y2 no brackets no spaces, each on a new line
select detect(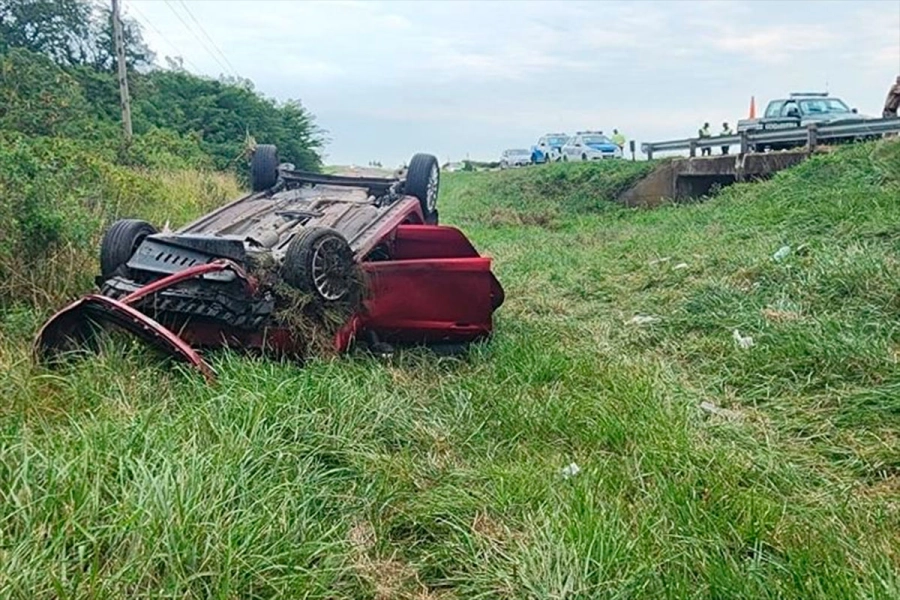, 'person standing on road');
698,122,712,156
883,75,900,117
611,129,626,151
720,122,733,155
